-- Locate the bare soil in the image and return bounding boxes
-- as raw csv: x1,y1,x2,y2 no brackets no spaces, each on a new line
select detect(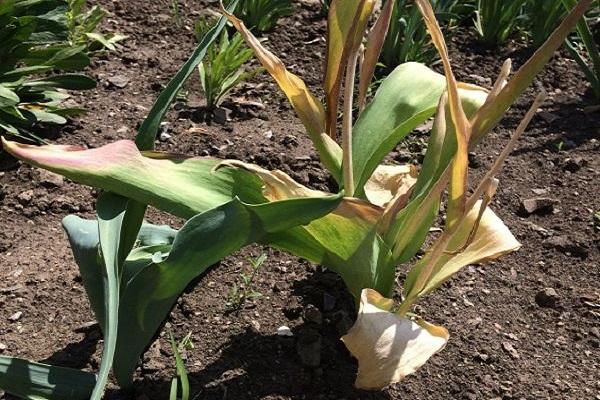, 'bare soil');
1,1,599,399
